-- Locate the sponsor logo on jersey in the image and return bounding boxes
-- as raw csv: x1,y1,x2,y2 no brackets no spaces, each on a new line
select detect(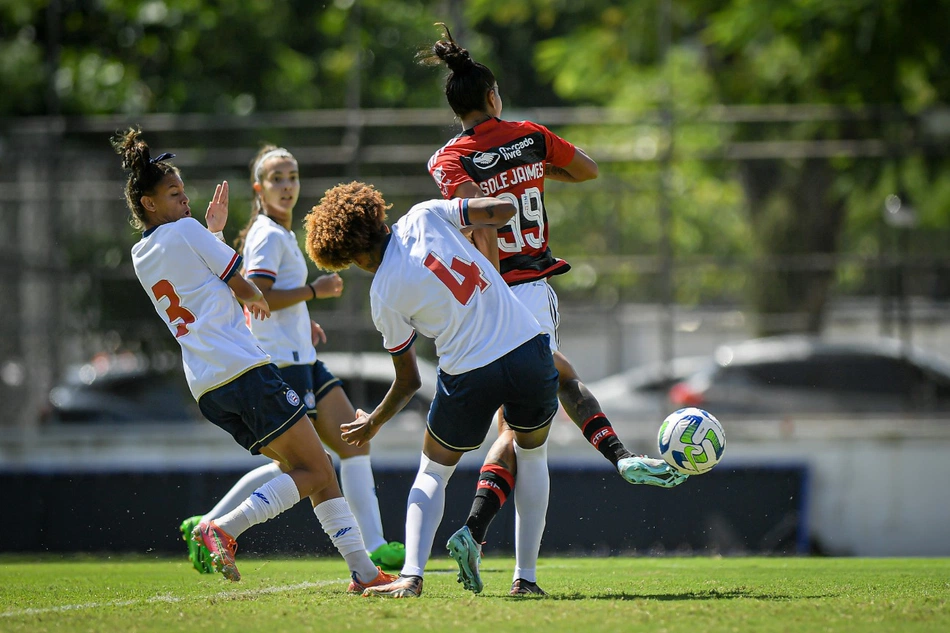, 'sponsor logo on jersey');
286,389,301,406
497,136,535,160
432,166,446,184
472,151,501,169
